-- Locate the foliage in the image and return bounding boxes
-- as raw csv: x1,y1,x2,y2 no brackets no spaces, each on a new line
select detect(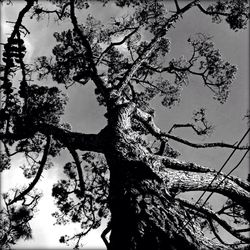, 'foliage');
0,189,41,249
0,0,249,249
51,152,109,247
206,0,249,31
0,153,11,172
